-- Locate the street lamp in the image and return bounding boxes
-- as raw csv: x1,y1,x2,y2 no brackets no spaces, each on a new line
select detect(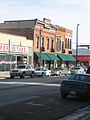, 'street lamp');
76,24,80,67
39,27,42,67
